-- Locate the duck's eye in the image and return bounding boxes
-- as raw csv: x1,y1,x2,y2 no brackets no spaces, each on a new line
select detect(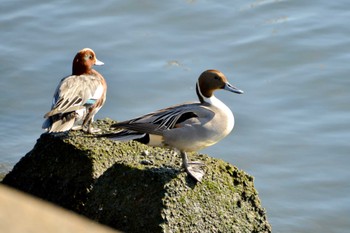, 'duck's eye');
214,76,220,80
89,55,93,59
